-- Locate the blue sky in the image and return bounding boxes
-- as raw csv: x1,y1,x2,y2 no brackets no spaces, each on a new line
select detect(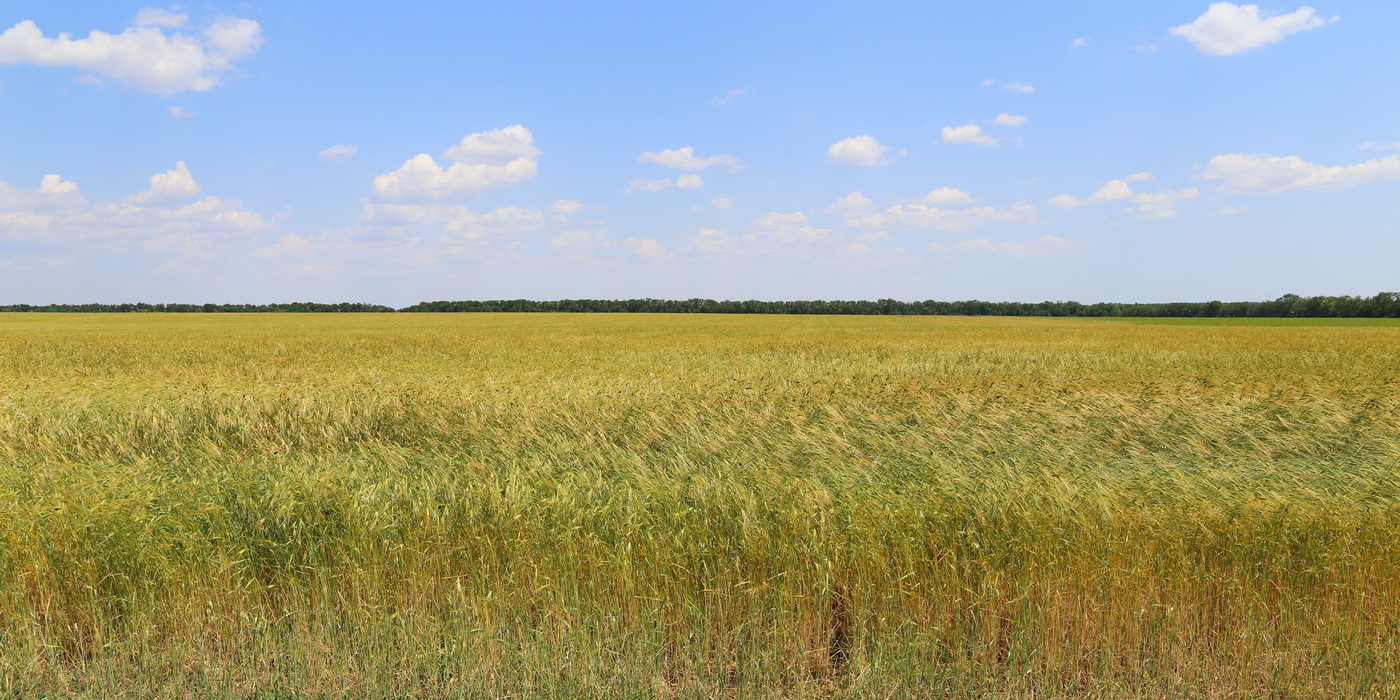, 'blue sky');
1,1,1396,305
